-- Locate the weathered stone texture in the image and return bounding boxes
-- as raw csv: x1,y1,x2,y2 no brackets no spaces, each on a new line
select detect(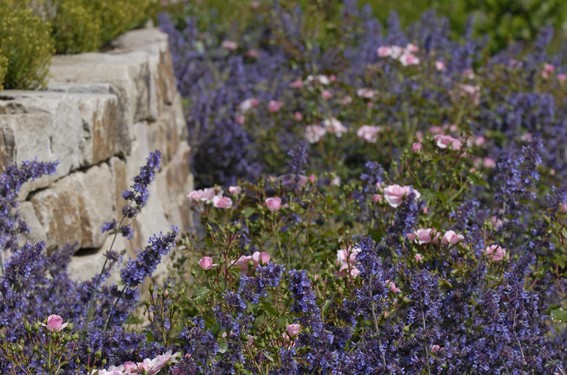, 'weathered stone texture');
0,28,192,280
